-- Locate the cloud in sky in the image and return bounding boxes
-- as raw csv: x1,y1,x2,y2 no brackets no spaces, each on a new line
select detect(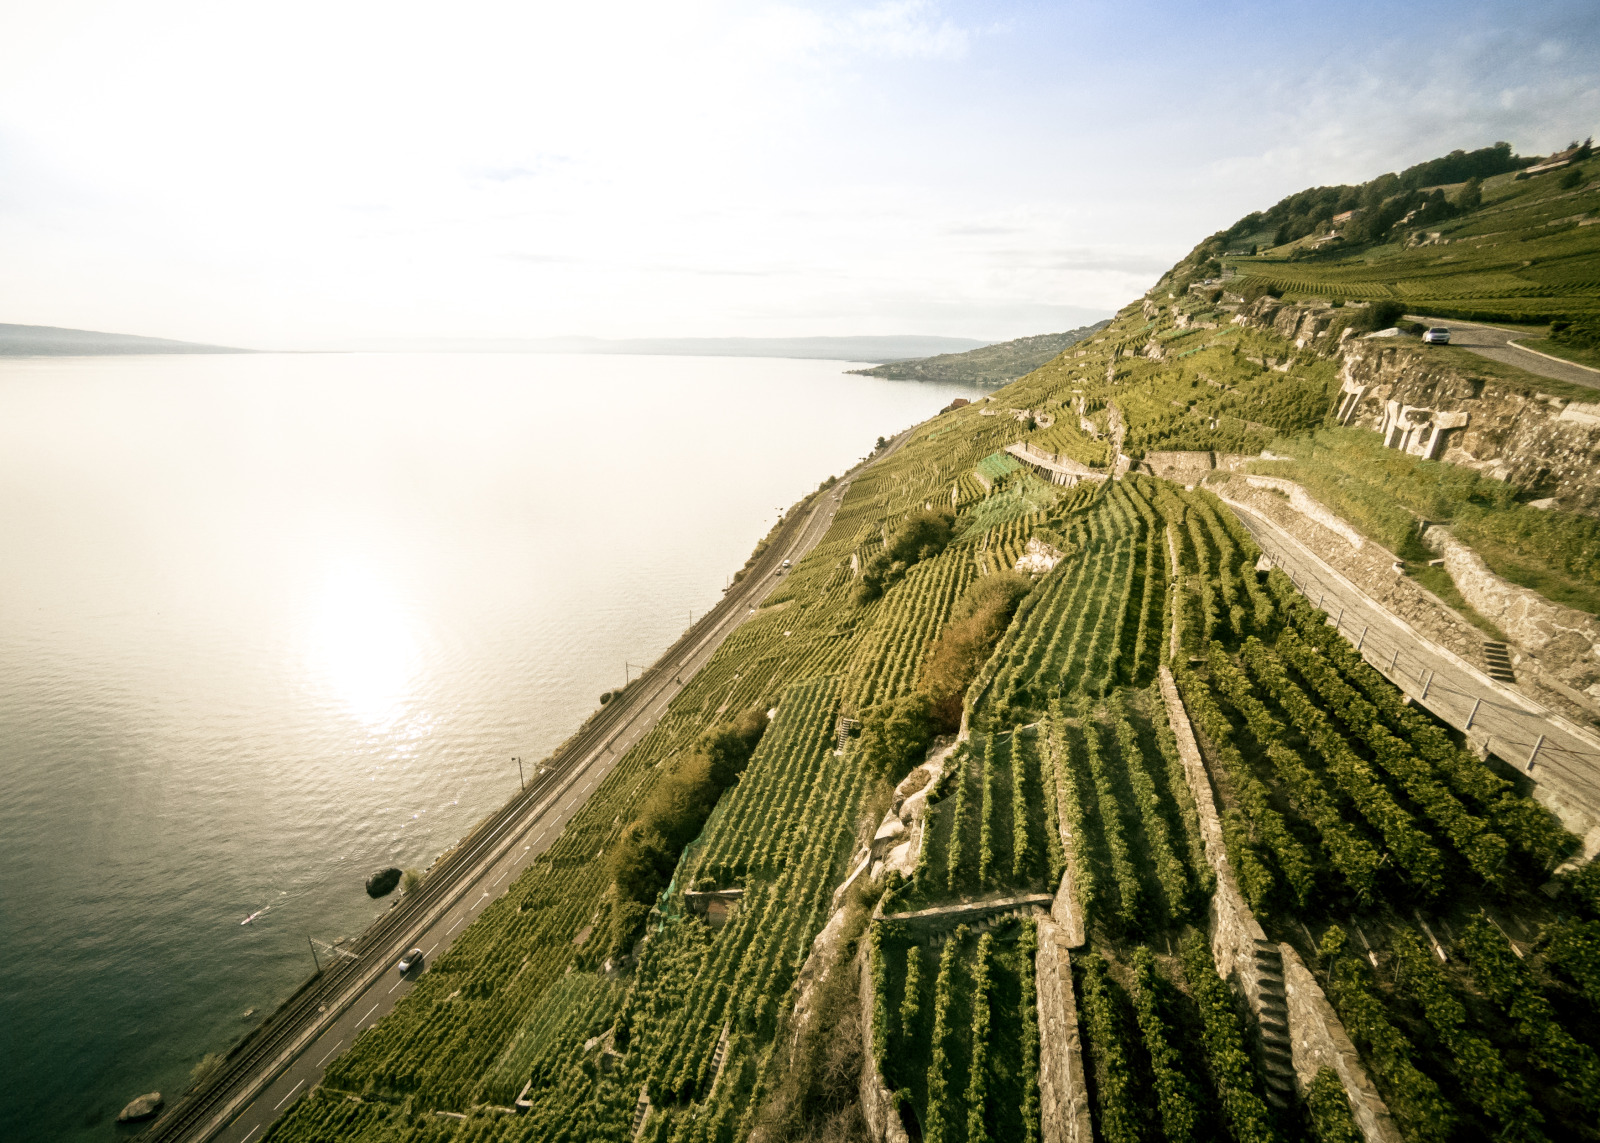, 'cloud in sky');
0,0,1594,348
